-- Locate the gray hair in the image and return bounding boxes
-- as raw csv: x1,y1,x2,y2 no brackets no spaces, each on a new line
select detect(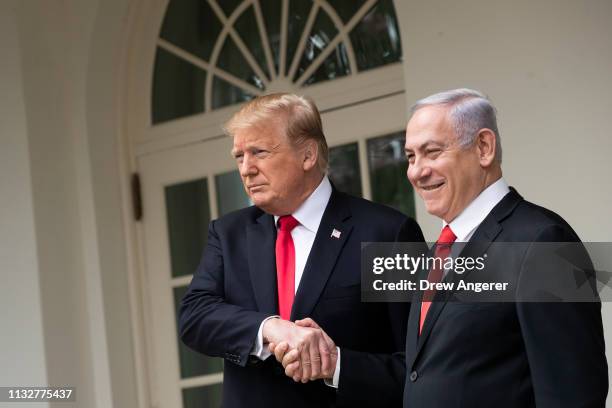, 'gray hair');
411,88,502,163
